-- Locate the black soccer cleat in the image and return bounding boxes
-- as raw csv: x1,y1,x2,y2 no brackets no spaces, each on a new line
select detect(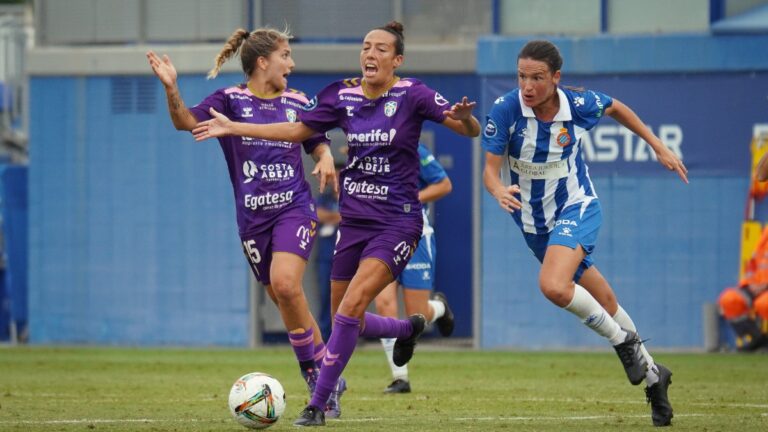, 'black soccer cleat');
293,405,325,427
431,291,455,337
645,363,674,427
613,330,649,385
324,377,346,419
383,378,412,394
392,314,427,367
